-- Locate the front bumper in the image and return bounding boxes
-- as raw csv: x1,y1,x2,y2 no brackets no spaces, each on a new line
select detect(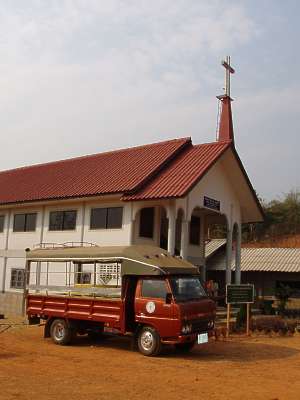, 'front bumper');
161,329,214,345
